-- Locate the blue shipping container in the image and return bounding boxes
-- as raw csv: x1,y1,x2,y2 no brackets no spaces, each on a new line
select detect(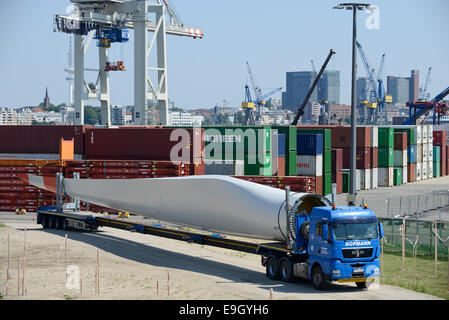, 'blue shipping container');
278,134,286,157
297,134,323,155
407,145,416,163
